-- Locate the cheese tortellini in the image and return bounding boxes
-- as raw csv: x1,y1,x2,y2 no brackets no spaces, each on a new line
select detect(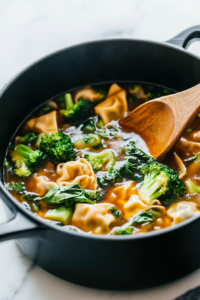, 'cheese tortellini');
56,158,98,190
167,201,200,224
34,175,57,197
94,83,128,124
124,195,147,219
26,111,58,134
74,86,103,102
72,203,115,234
104,182,147,218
